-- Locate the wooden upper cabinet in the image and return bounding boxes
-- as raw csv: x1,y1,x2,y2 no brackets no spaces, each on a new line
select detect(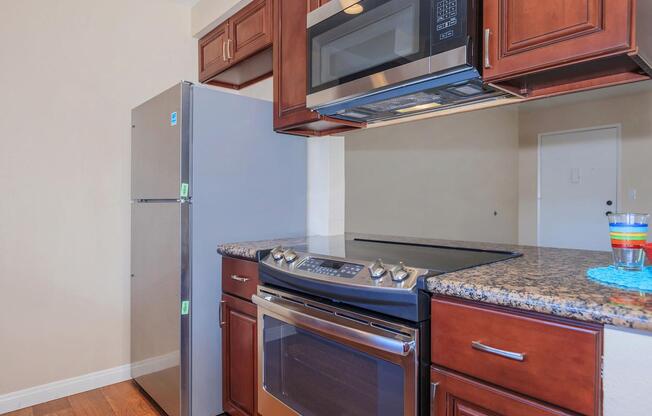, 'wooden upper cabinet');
484,0,634,81
199,22,230,82
484,0,650,97
198,0,273,90
309,0,331,11
273,0,364,137
229,0,273,65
